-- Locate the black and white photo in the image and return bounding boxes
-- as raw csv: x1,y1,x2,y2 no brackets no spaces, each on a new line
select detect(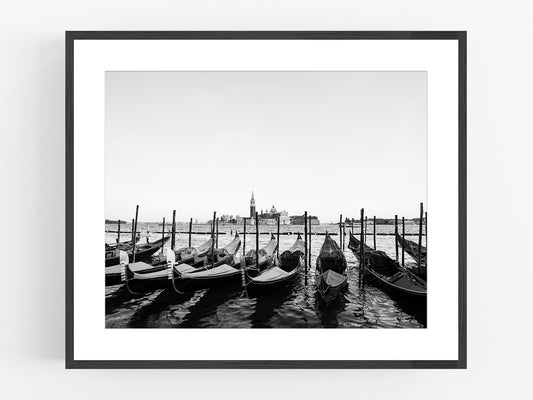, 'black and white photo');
104,70,429,329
